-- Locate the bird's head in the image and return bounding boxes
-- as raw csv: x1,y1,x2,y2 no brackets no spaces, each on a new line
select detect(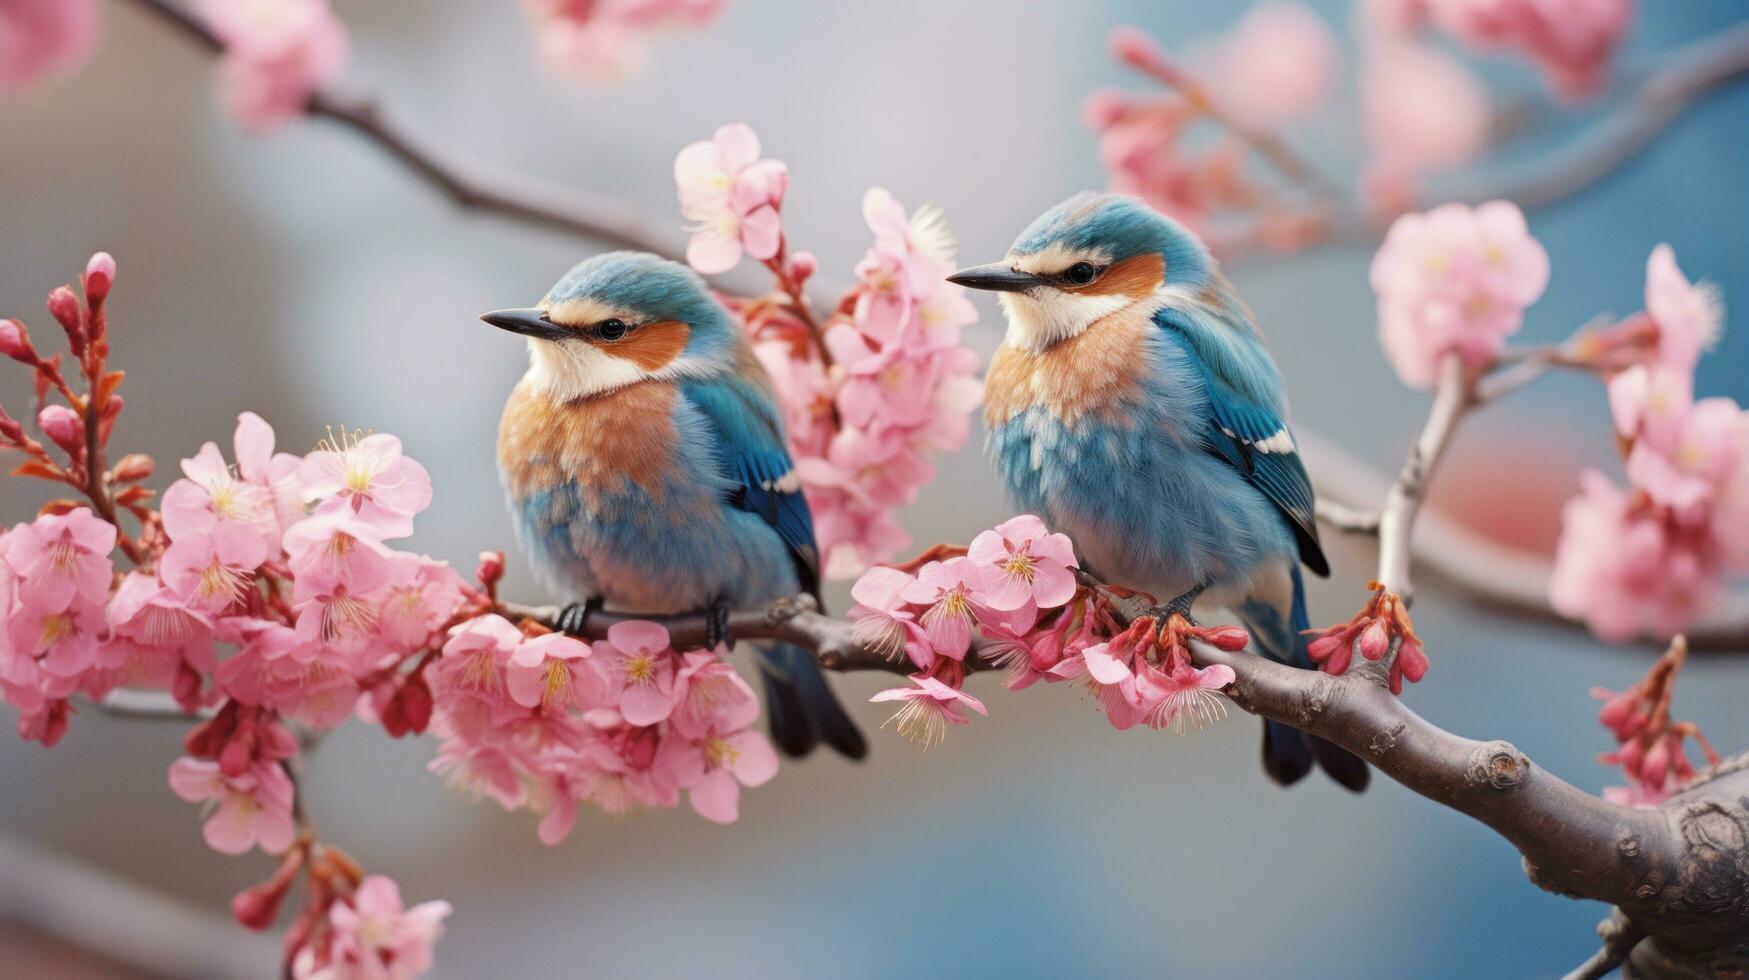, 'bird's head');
949,192,1214,352
481,251,738,401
